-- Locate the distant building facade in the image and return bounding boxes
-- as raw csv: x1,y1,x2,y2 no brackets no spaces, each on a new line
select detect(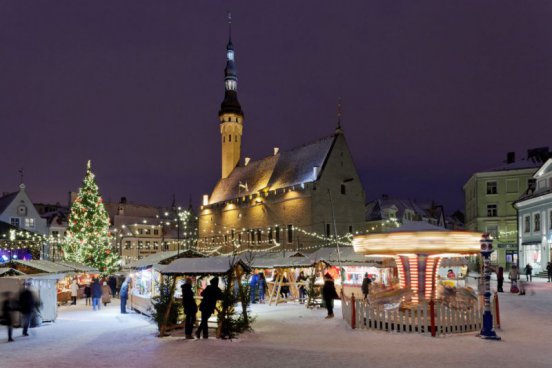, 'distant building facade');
514,158,552,275
365,196,446,232
464,148,551,269
198,28,366,254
